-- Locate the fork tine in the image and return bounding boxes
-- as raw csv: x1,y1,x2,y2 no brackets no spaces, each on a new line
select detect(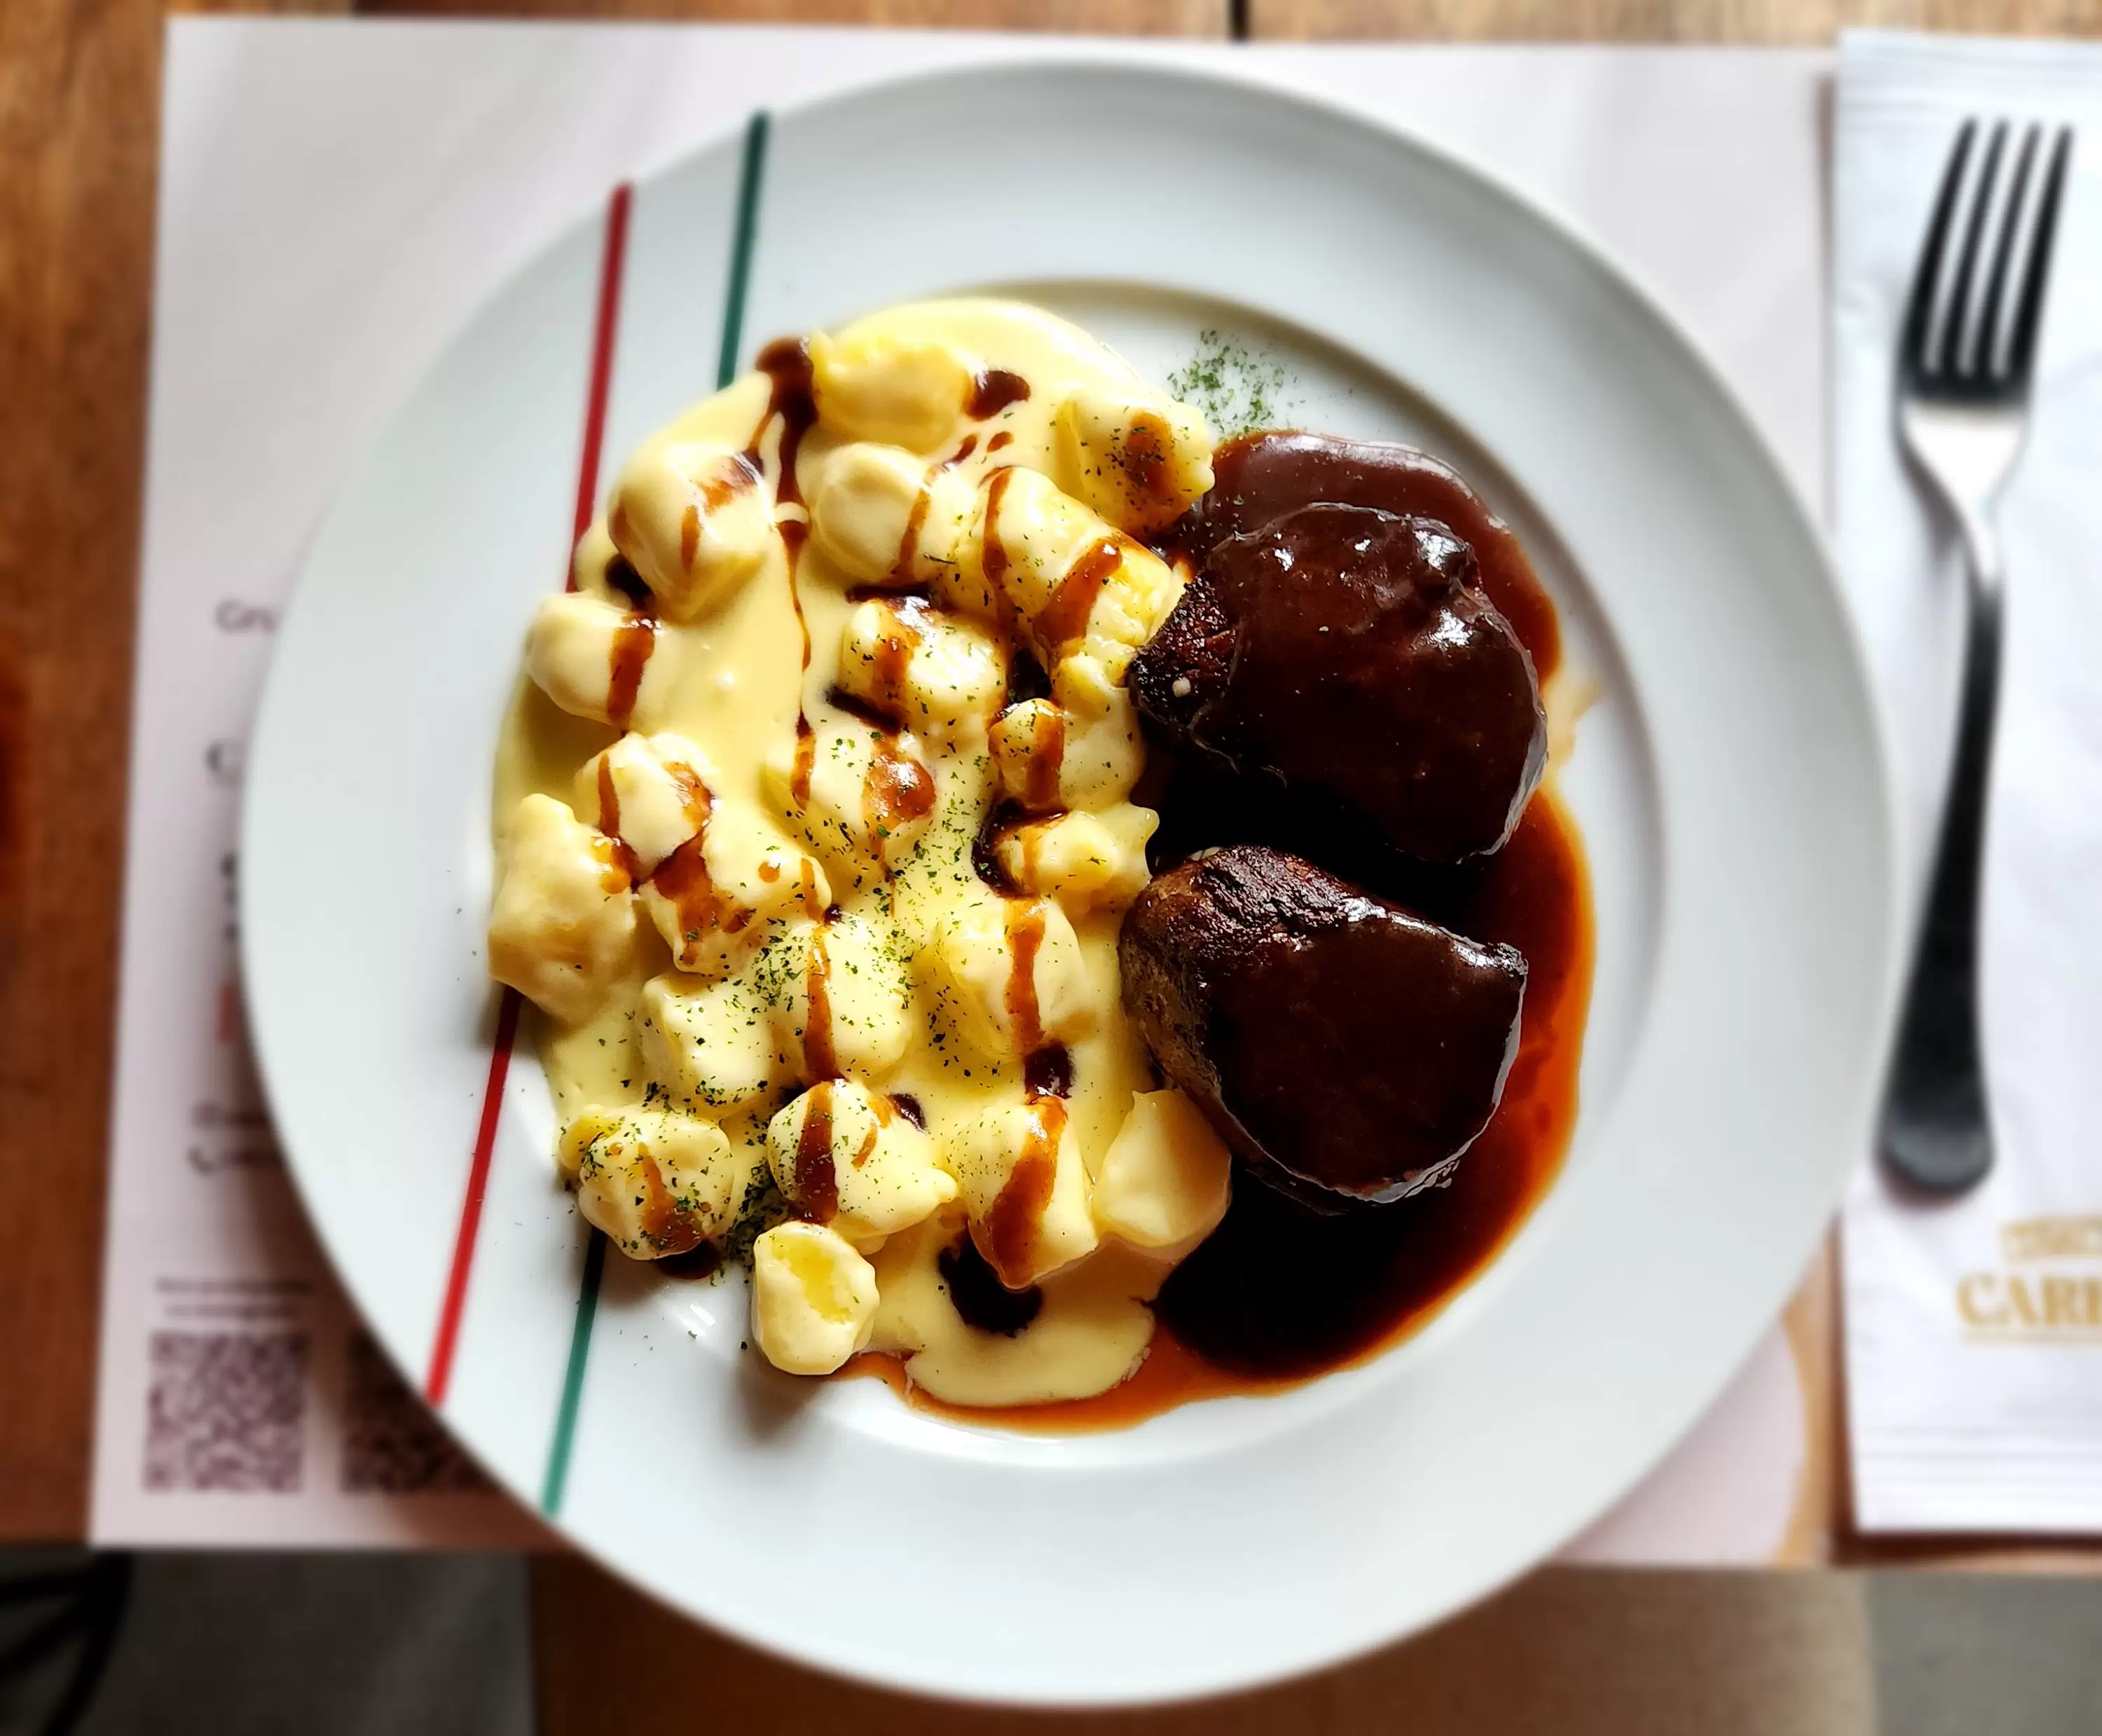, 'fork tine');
1976,125,2042,381
1942,122,2008,377
1901,120,1976,377
2007,126,2075,387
